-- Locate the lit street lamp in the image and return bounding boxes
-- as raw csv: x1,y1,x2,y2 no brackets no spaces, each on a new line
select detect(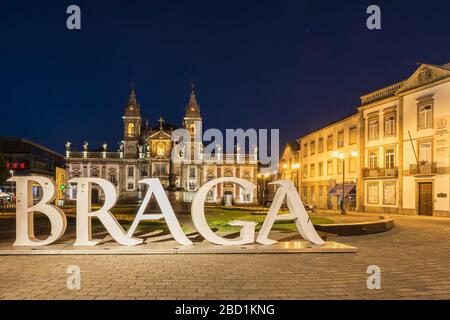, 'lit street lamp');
9,170,13,194
332,151,357,215
257,173,270,206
